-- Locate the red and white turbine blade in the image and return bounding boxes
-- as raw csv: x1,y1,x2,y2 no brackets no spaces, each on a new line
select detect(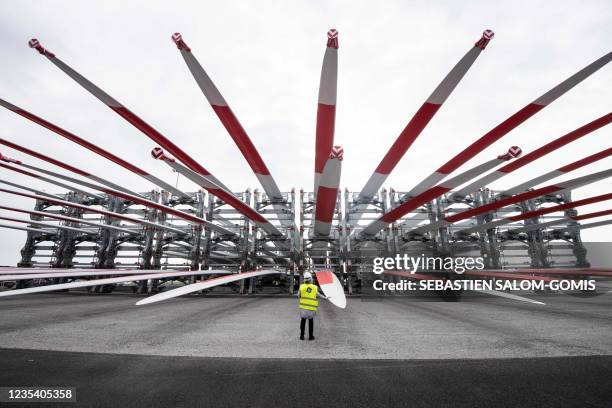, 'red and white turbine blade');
0,270,233,298
136,269,280,305
554,218,612,233
0,137,142,197
464,270,555,282
314,29,339,192
171,34,287,212
27,40,228,190
401,52,612,200
500,147,612,197
11,160,121,198
314,146,343,236
1,154,235,236
357,30,494,202
0,162,104,199
457,193,612,234
0,215,90,234
395,147,522,229
0,205,136,234
315,270,346,308
0,223,48,234
408,168,612,235
0,187,185,235
474,290,546,305
0,269,232,281
0,98,188,199
360,52,612,238
0,178,60,199
151,147,283,237
452,113,612,198
509,208,612,234
483,268,612,277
